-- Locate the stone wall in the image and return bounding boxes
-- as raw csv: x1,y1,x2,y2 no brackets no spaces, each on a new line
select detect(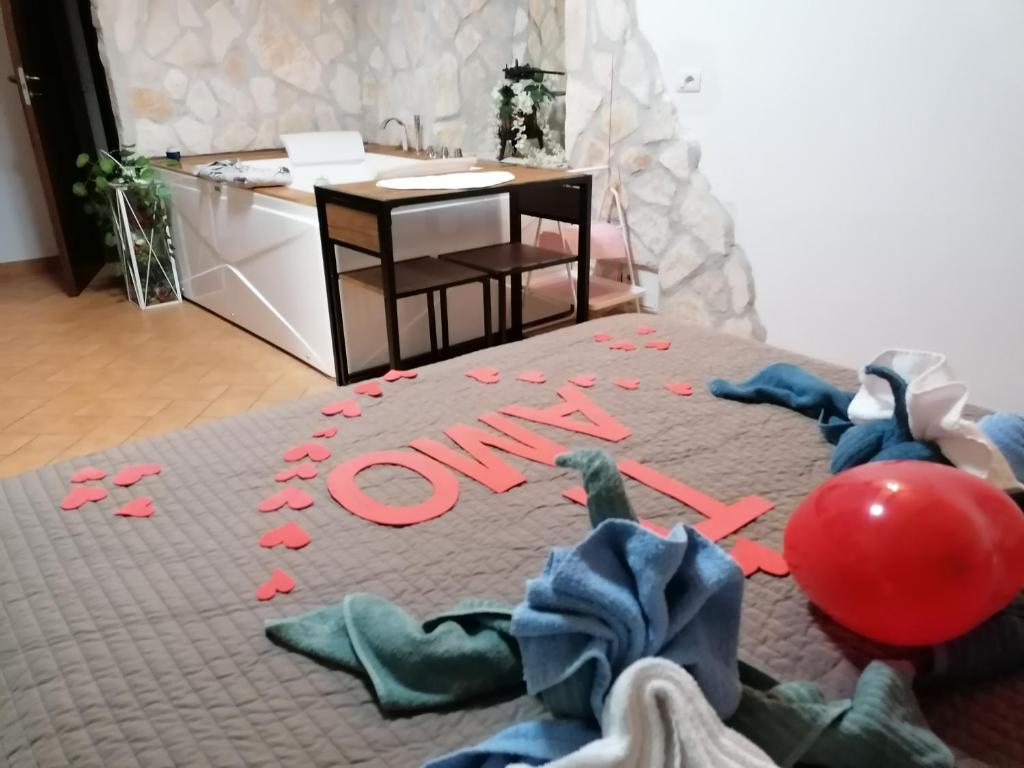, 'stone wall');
356,0,534,156
564,0,764,339
93,0,561,159
91,0,362,155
